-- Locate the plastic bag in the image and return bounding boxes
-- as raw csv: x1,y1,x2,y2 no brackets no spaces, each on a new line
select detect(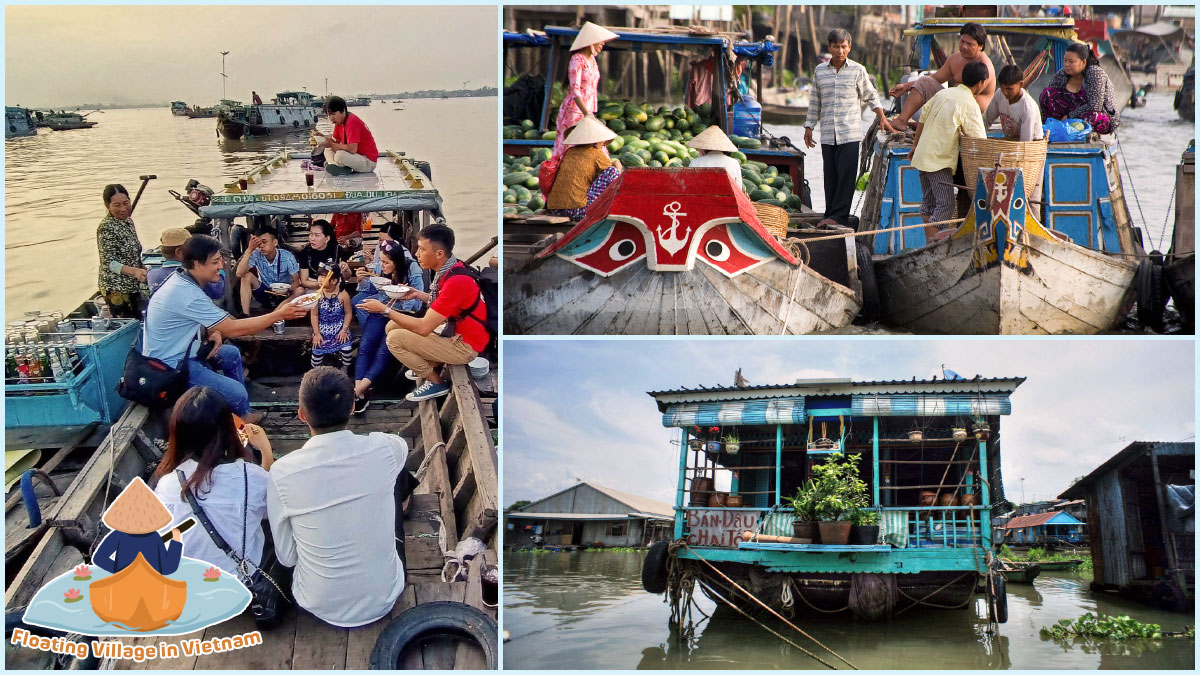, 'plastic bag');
1043,118,1092,142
